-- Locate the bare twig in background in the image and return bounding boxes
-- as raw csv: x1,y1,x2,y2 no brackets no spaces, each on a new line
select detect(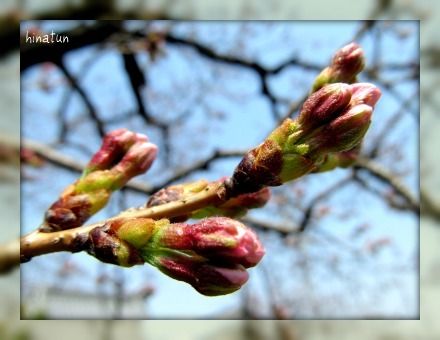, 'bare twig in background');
355,156,419,213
